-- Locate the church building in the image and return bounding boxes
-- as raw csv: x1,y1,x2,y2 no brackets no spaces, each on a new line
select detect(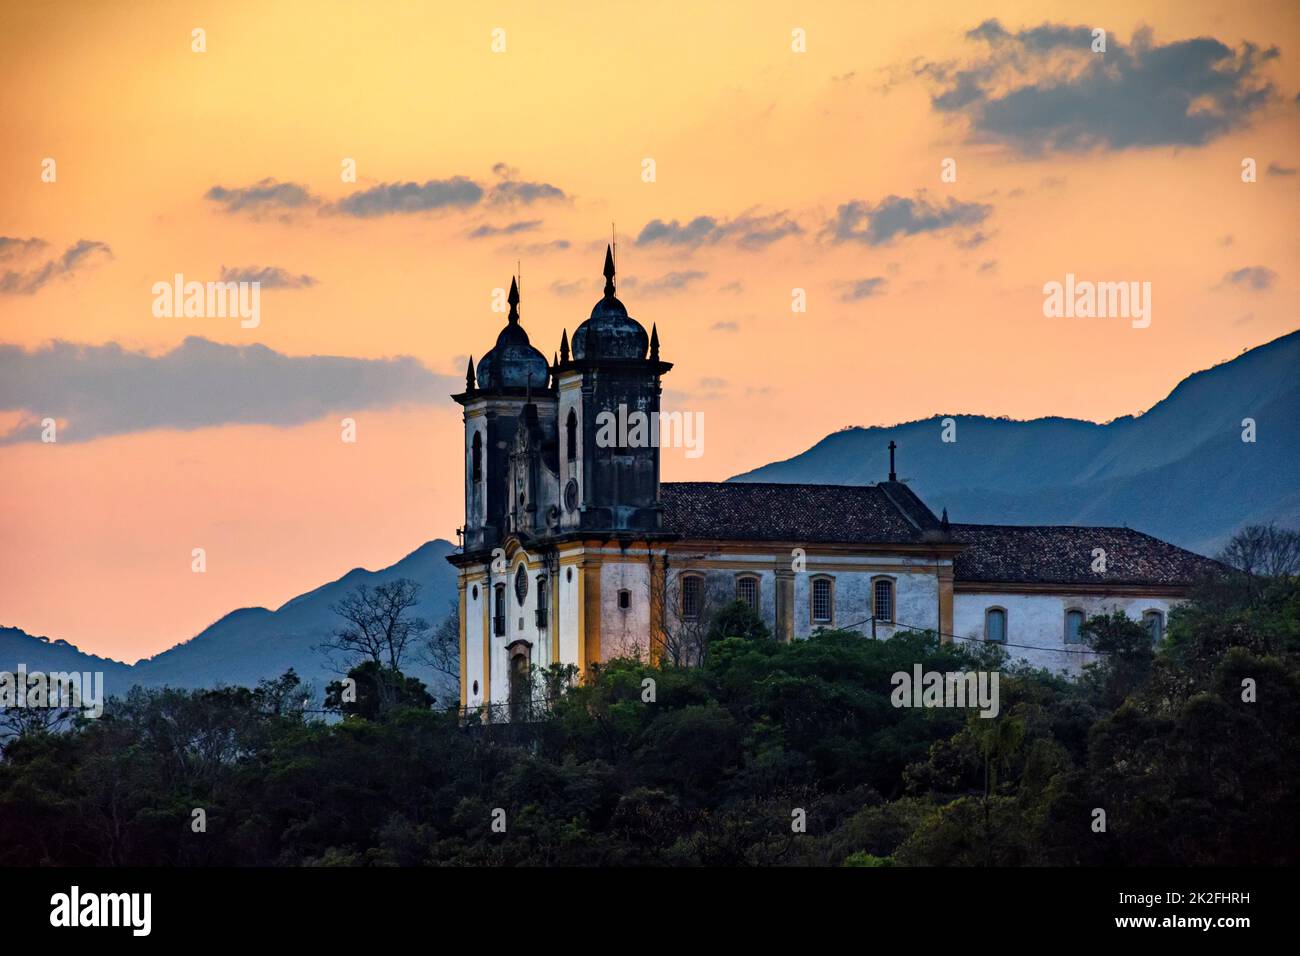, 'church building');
449,248,1220,716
